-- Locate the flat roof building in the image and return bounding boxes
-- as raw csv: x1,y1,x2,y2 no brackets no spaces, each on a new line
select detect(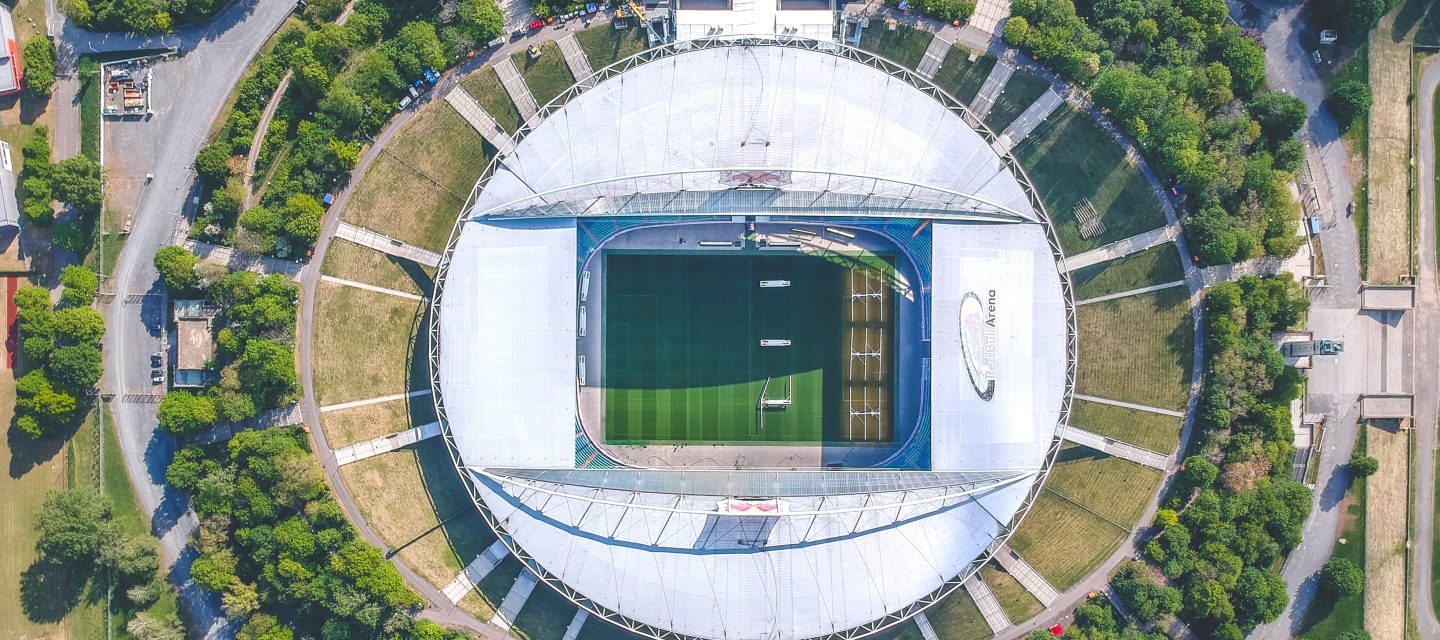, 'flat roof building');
0,7,22,96
173,300,219,388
